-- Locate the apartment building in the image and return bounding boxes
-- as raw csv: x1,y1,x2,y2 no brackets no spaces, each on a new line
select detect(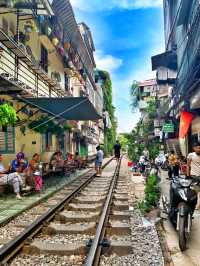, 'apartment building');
0,0,103,163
